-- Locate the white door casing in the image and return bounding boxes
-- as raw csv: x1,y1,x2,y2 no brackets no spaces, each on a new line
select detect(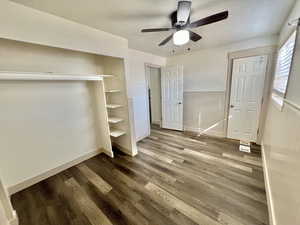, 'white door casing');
161,65,184,131
227,55,268,142
0,178,18,225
